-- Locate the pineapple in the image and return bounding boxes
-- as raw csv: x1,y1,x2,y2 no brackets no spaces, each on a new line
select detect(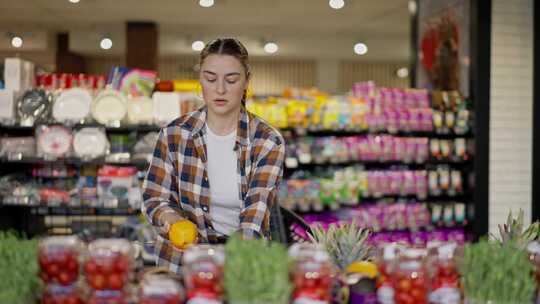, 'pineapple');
308,220,373,271
493,209,540,249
